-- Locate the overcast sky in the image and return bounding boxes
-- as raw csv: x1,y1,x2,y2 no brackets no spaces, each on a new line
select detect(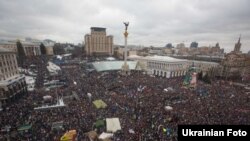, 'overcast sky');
0,0,249,53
